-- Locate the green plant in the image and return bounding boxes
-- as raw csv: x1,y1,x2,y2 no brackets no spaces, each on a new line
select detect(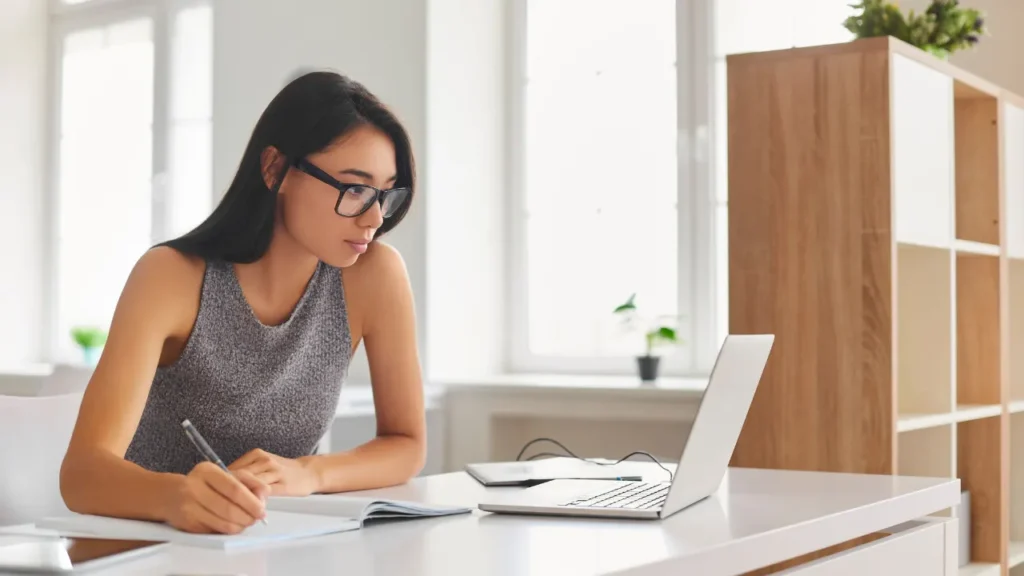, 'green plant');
613,293,680,356
844,0,986,58
71,326,107,349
